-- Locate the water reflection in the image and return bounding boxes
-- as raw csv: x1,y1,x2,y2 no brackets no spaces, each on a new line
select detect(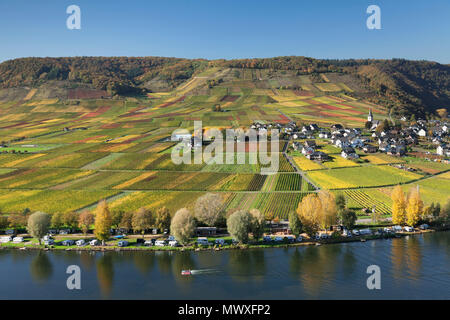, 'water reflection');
290,245,341,298
391,237,422,282
79,251,96,271
0,232,447,299
132,252,155,275
156,251,173,275
228,249,266,282
30,252,53,284
96,253,114,298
